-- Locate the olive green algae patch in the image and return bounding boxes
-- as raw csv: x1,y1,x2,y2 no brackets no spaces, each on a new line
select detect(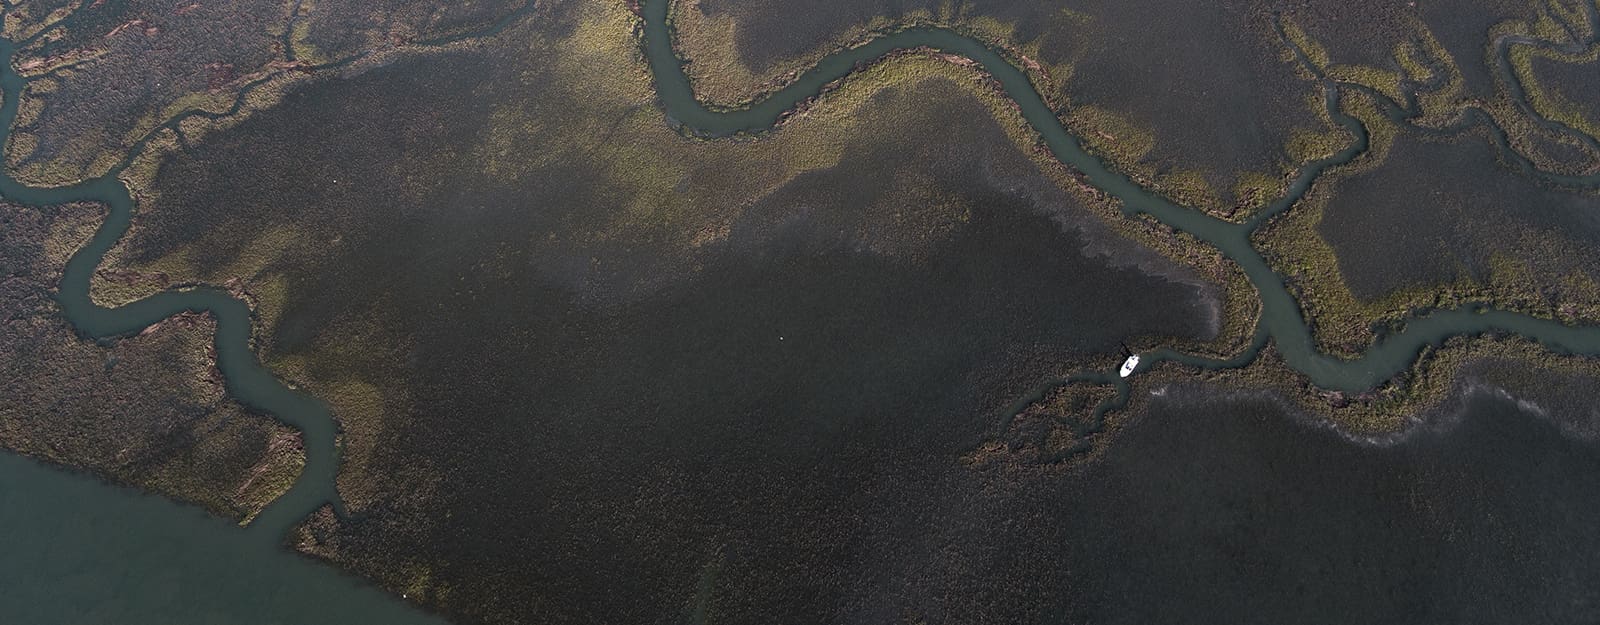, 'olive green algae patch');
0,201,302,523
